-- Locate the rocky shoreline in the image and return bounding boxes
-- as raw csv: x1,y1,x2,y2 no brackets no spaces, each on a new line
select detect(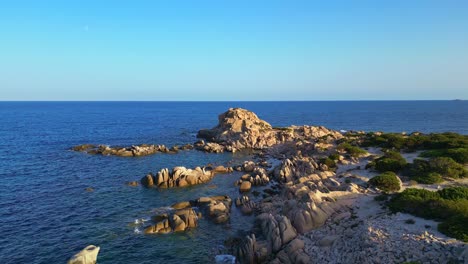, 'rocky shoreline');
70,108,467,263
